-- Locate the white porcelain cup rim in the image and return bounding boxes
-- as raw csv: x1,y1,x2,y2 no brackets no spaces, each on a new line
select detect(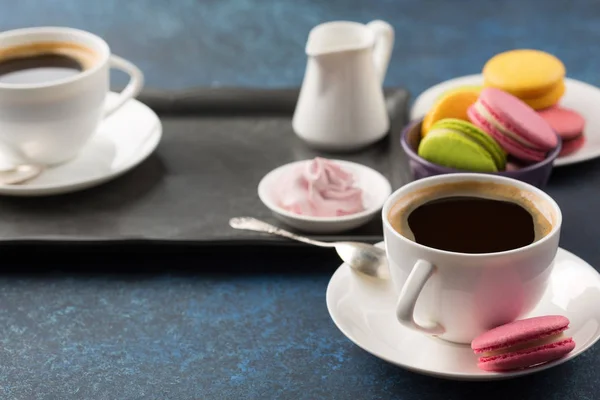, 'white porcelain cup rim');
0,26,110,90
382,173,562,258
